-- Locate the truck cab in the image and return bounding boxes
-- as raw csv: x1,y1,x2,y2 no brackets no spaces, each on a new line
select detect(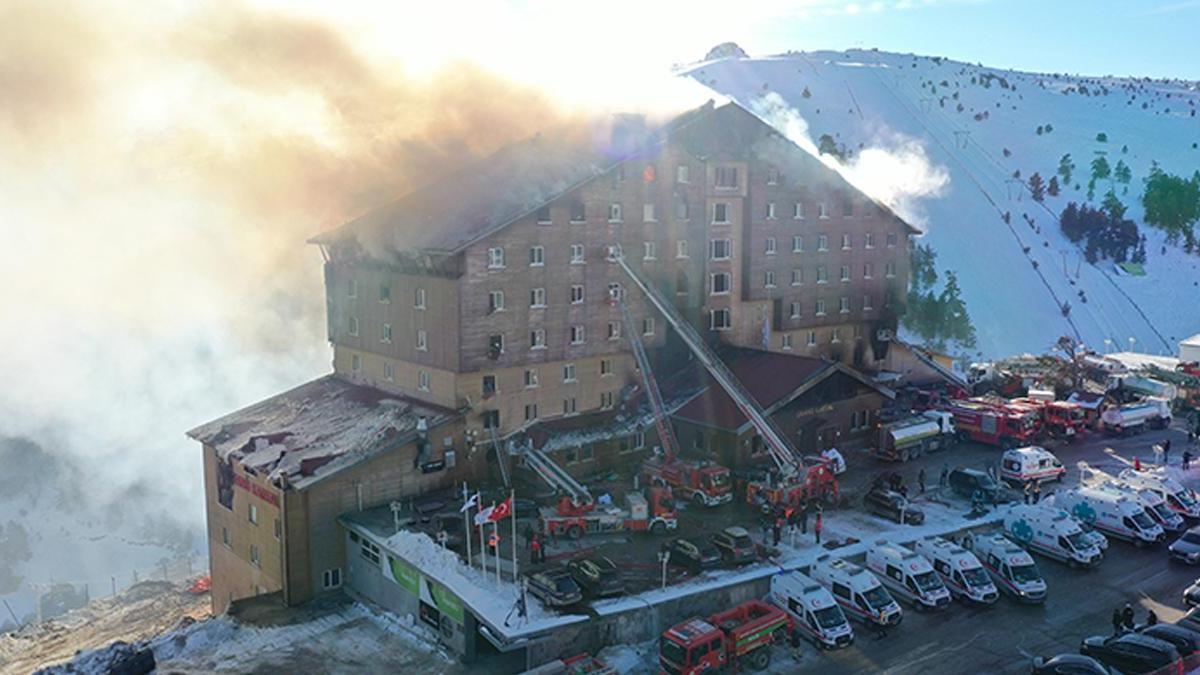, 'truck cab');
1058,486,1165,546
1099,481,1186,532
999,446,1065,486
964,532,1047,603
659,600,792,674
1118,468,1200,519
865,540,951,610
769,570,854,649
1004,504,1104,567
810,555,902,627
913,536,999,604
